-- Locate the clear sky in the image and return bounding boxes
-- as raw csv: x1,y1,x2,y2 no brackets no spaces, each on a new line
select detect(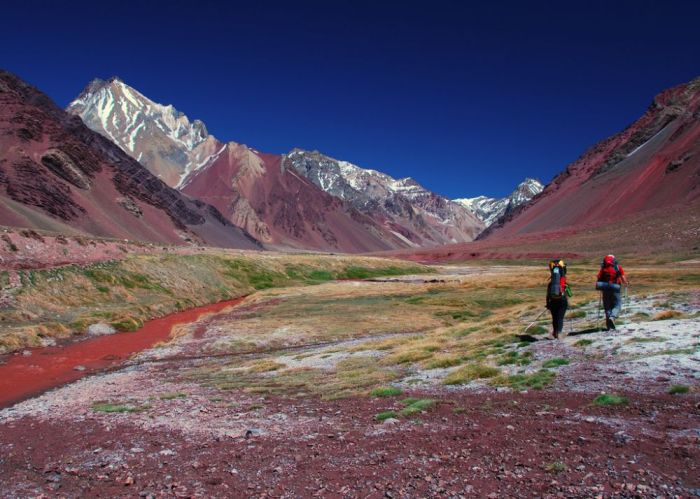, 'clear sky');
1,1,699,198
